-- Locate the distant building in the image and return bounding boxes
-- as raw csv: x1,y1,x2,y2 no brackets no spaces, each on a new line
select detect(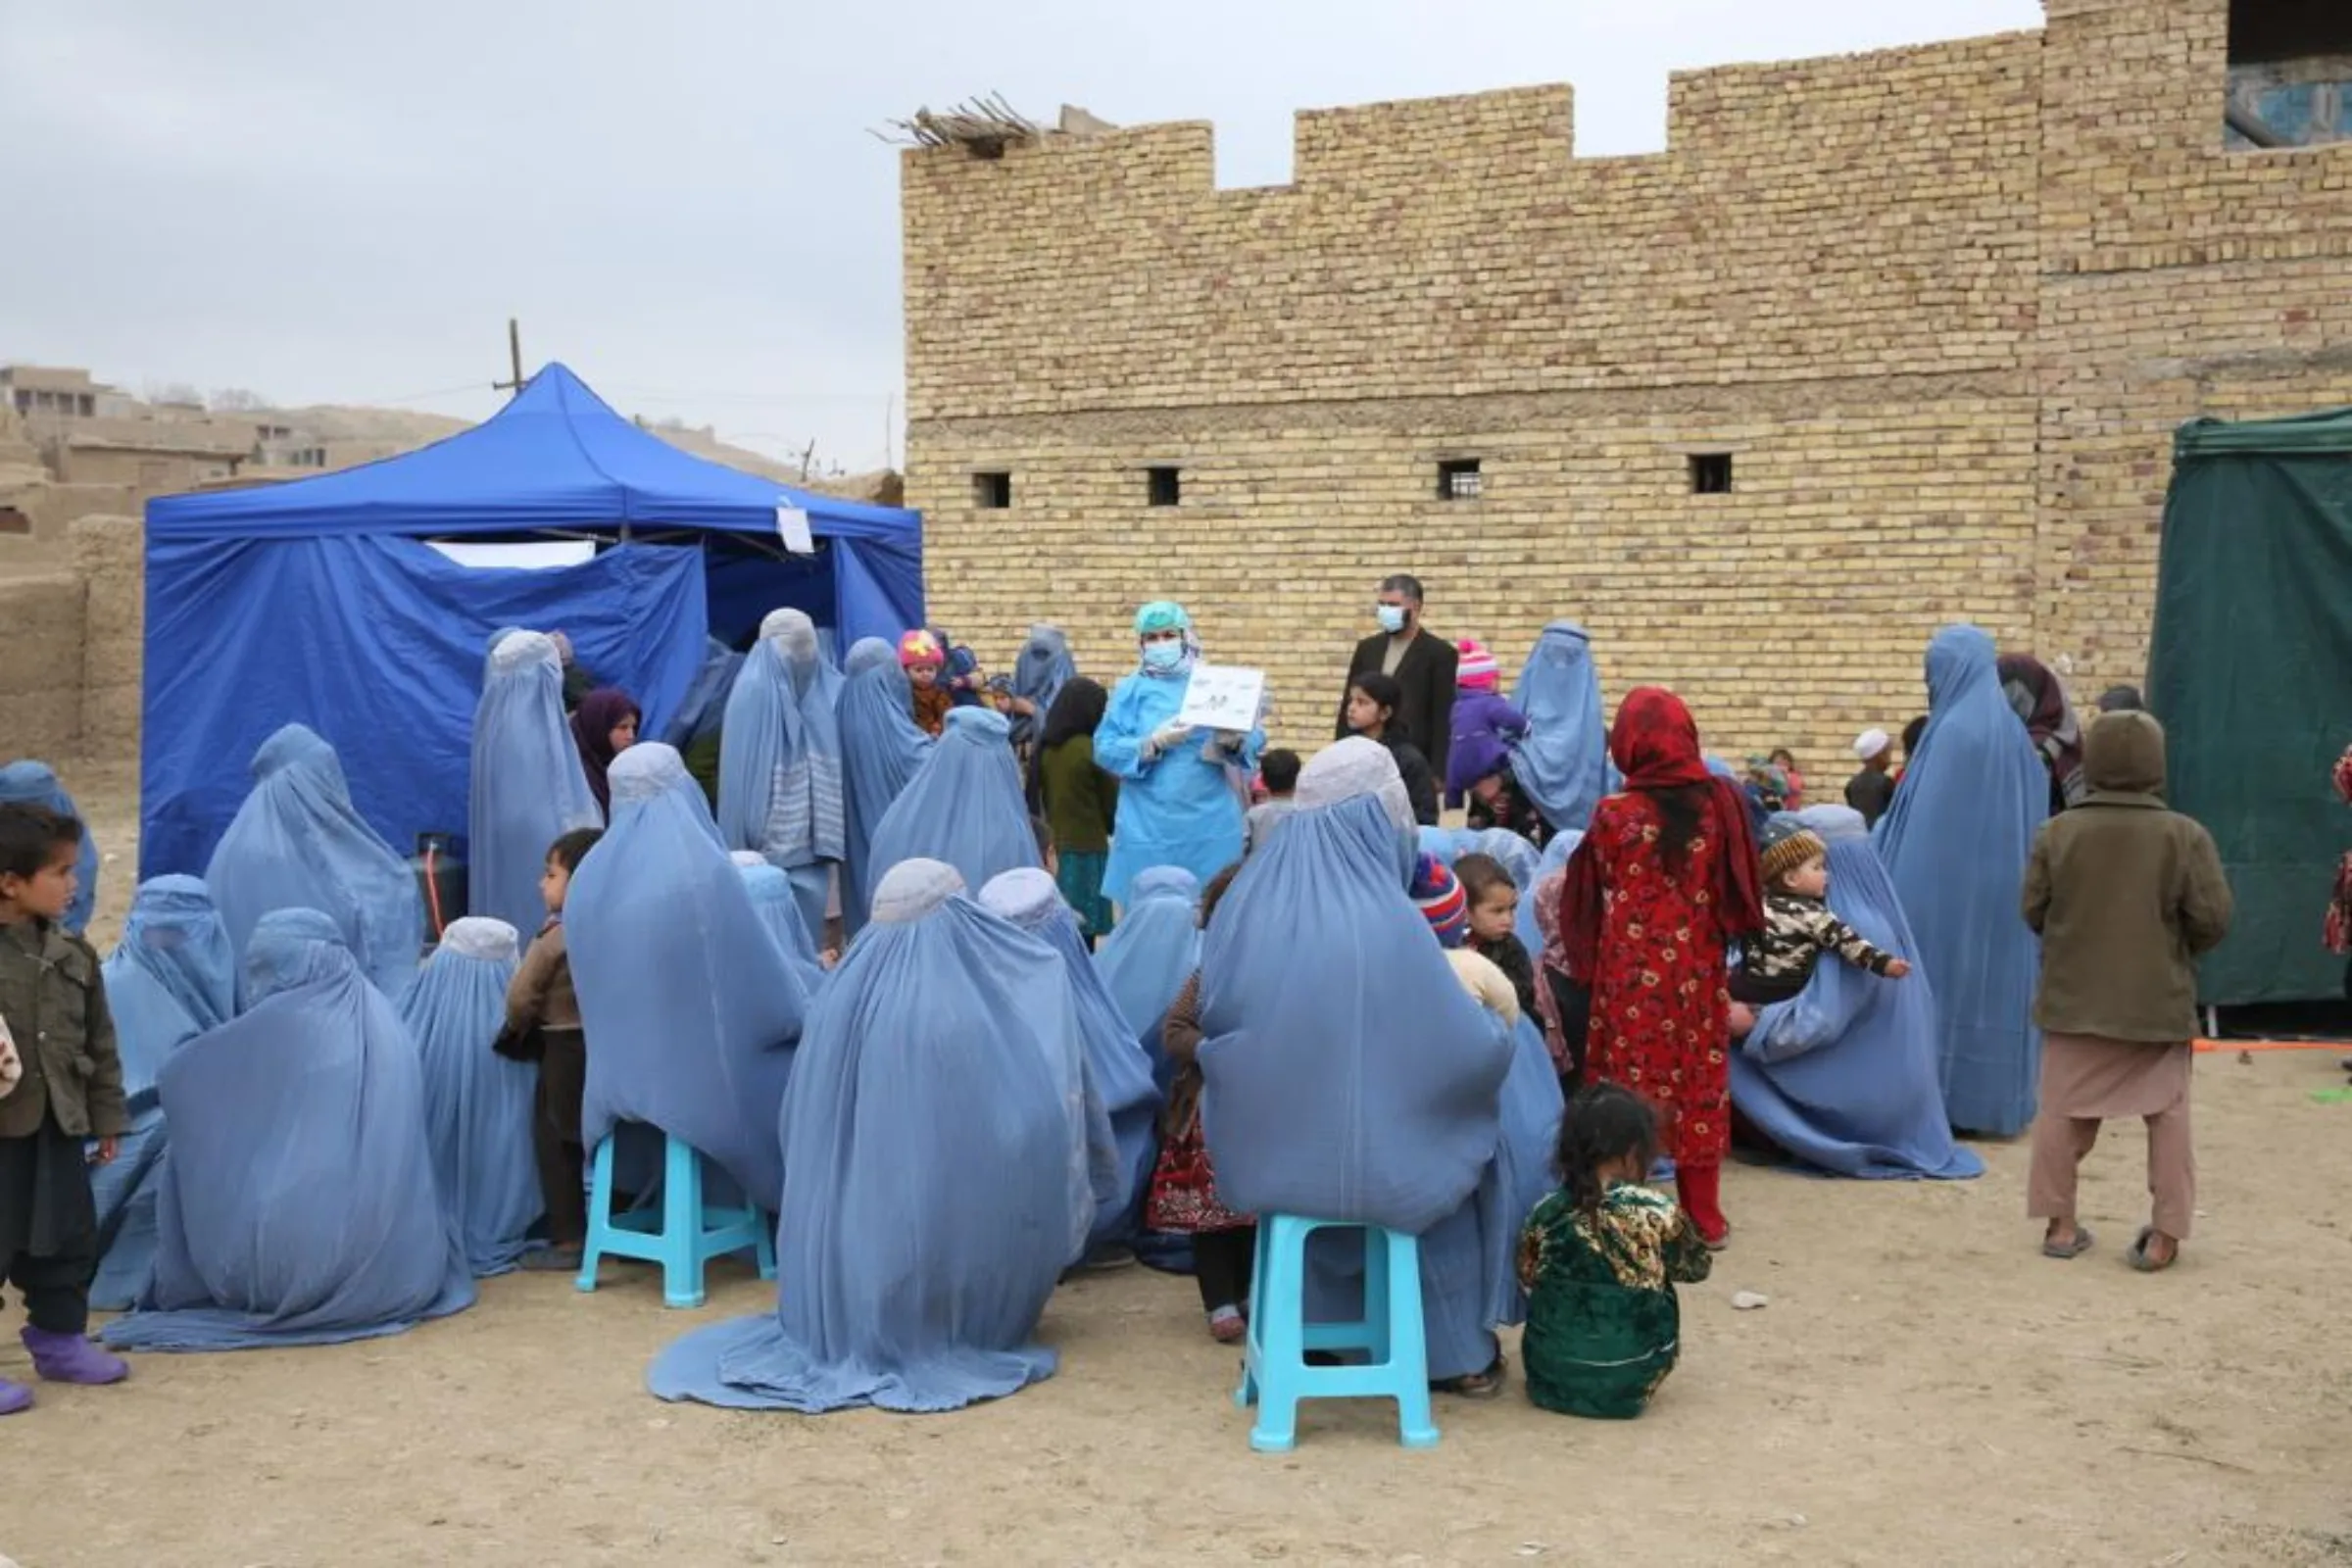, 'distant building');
0,366,106,420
